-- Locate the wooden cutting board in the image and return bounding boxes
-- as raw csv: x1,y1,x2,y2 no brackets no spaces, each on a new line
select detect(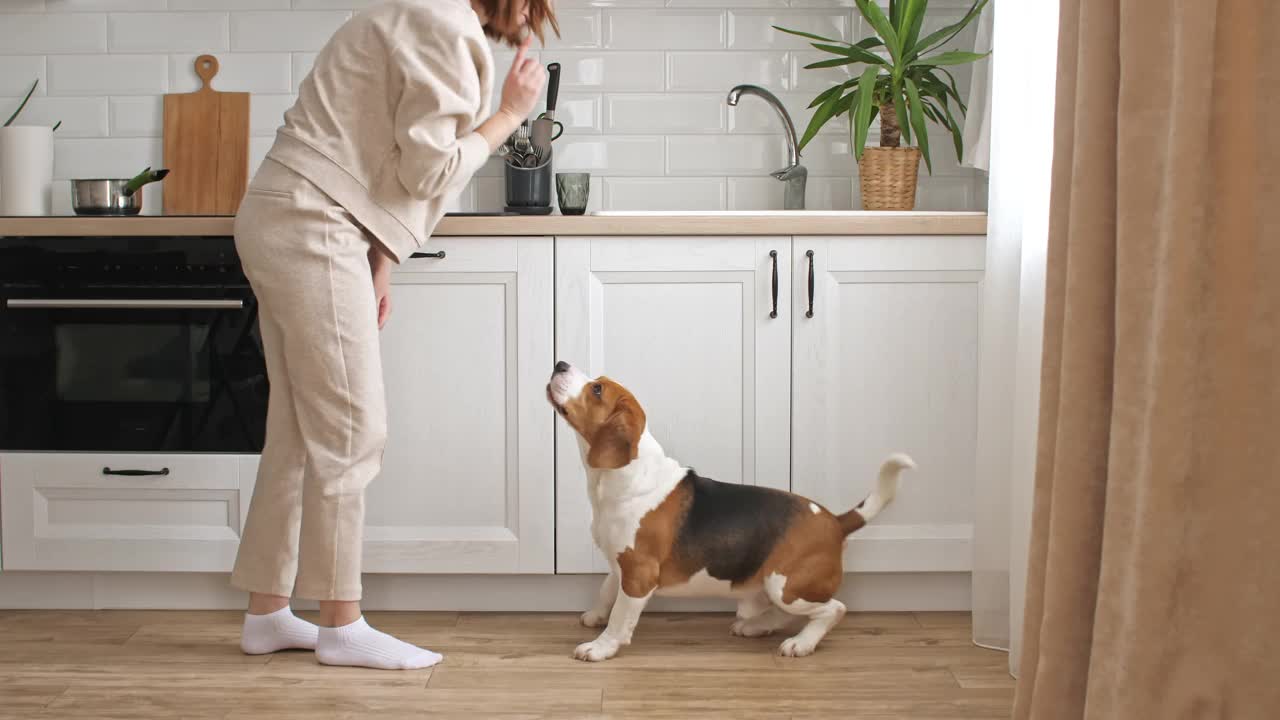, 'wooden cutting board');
163,55,249,215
